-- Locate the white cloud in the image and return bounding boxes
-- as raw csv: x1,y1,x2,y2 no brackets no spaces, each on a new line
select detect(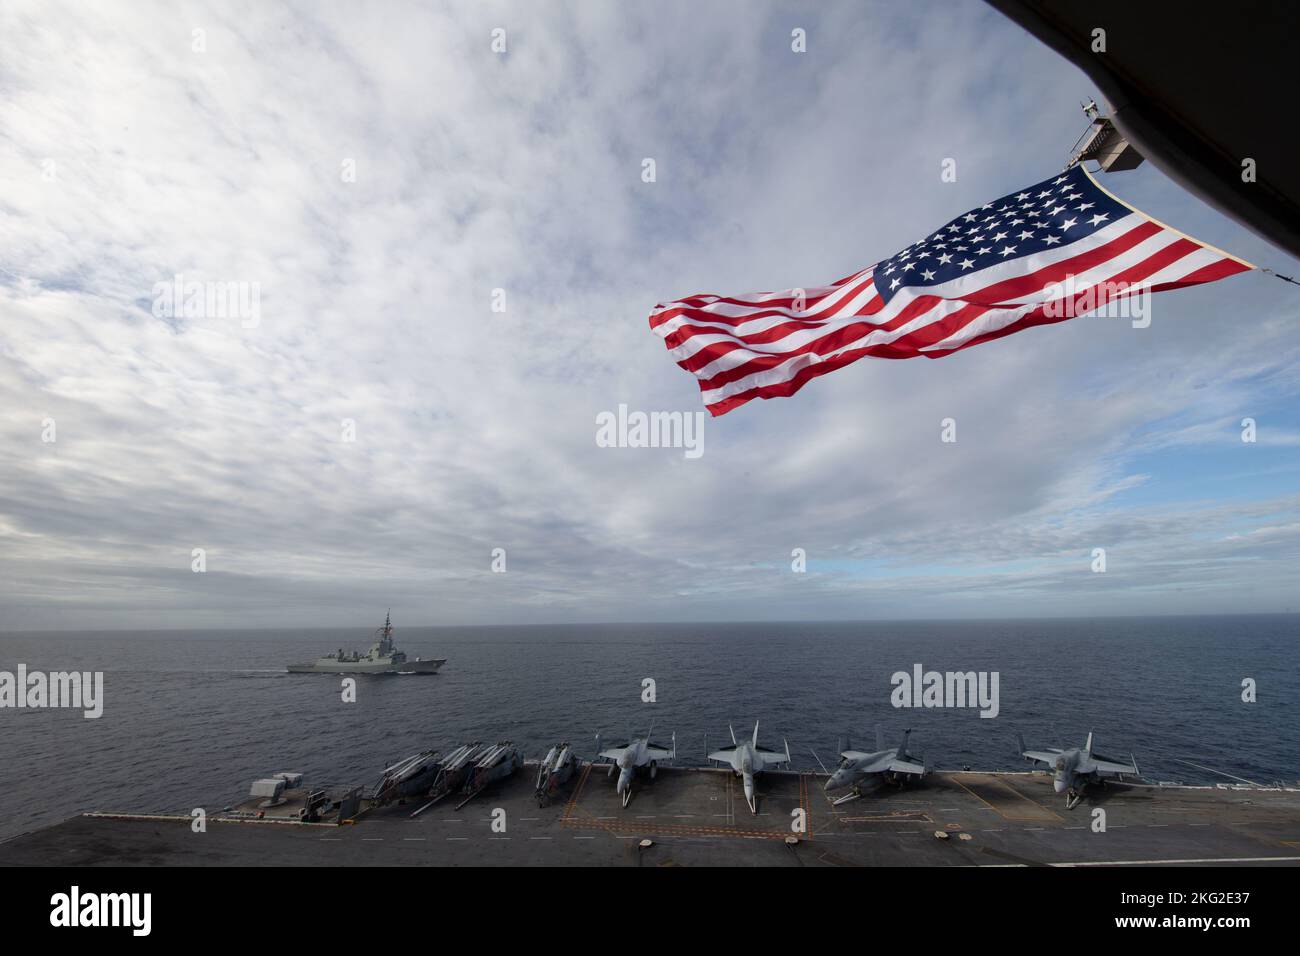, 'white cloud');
1,0,1298,628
